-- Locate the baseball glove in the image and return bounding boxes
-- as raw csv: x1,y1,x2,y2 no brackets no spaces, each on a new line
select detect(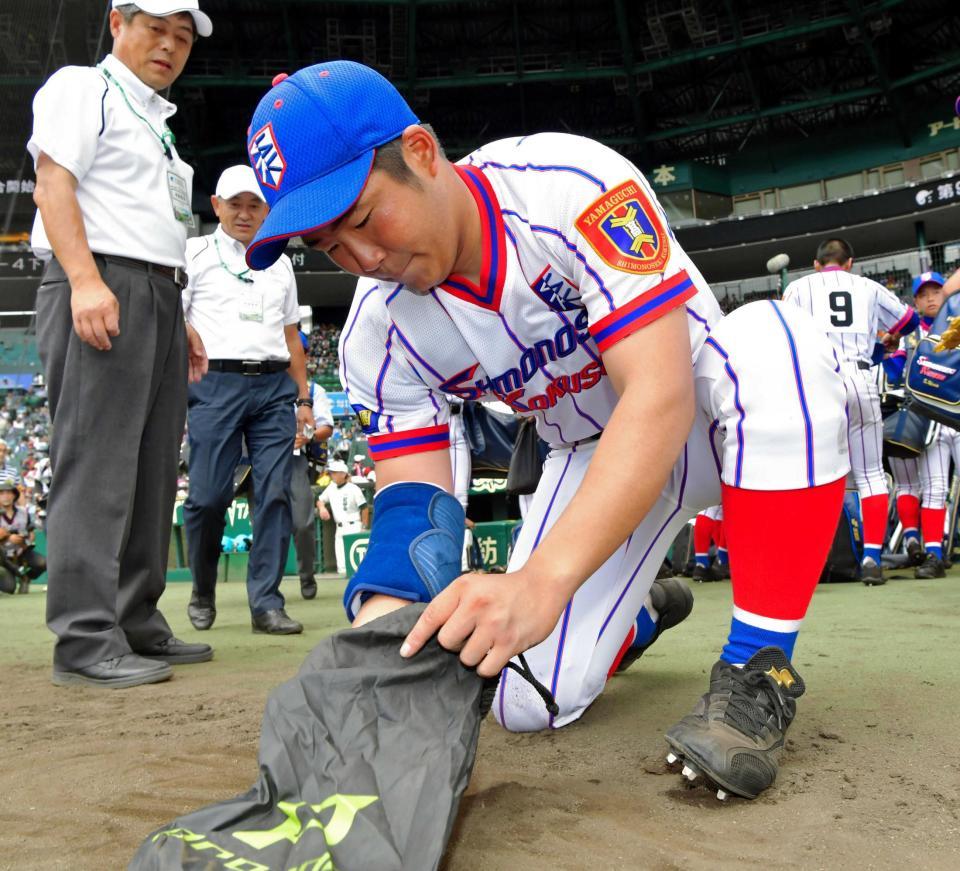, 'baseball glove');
934,316,960,351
